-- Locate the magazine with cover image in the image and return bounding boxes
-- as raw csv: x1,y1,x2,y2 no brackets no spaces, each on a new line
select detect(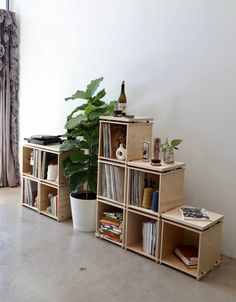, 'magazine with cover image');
180,207,211,221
